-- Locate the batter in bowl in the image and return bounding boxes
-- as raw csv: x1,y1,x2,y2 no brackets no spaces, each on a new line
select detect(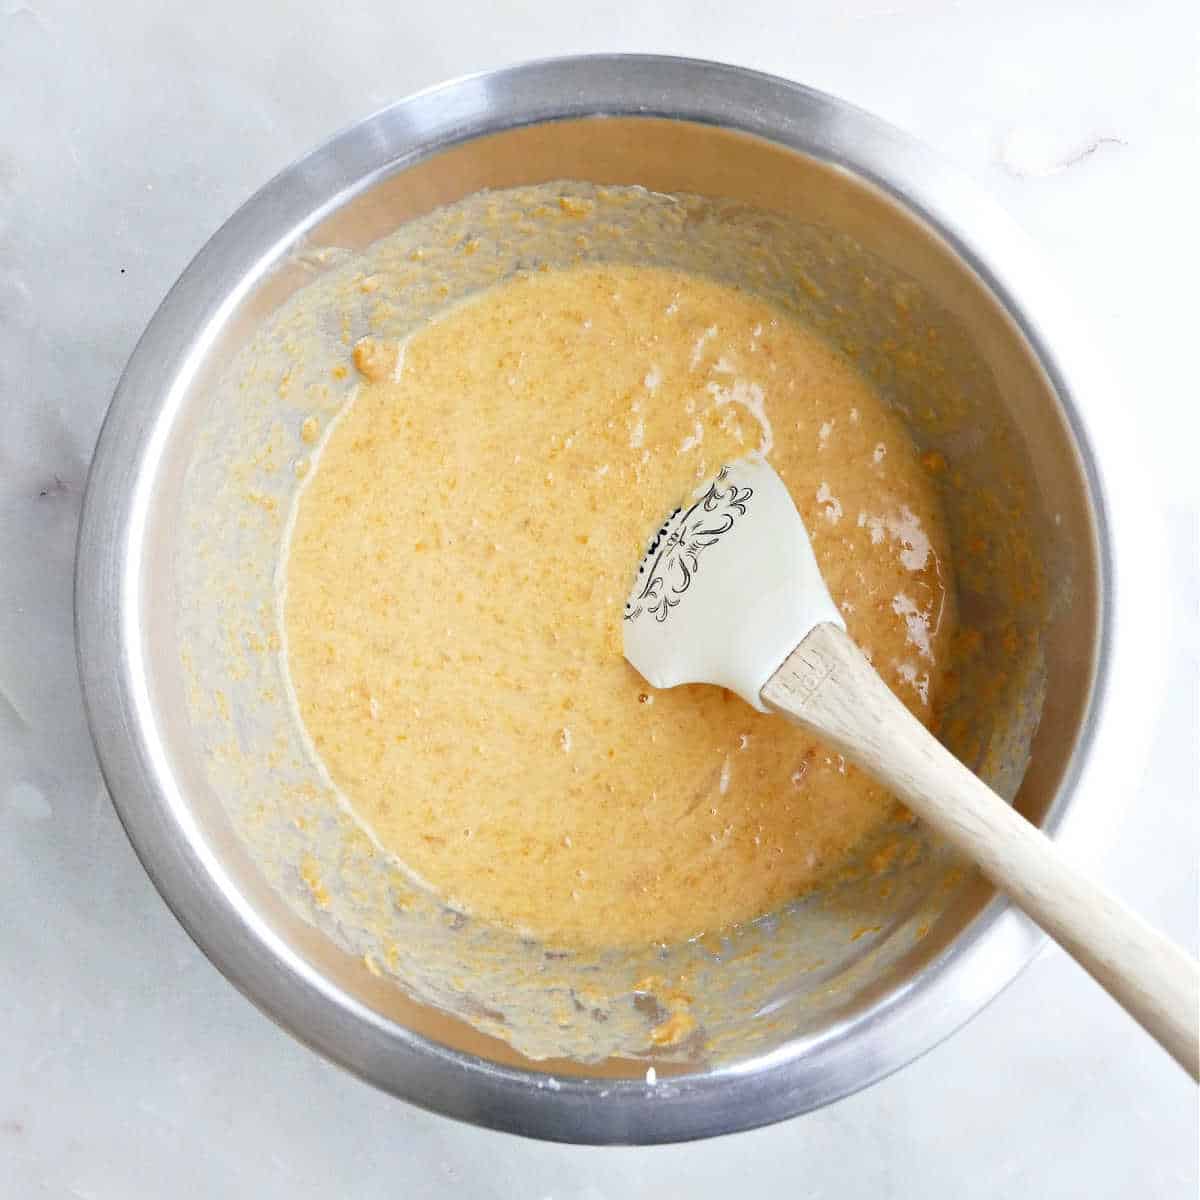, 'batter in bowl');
283,263,957,948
